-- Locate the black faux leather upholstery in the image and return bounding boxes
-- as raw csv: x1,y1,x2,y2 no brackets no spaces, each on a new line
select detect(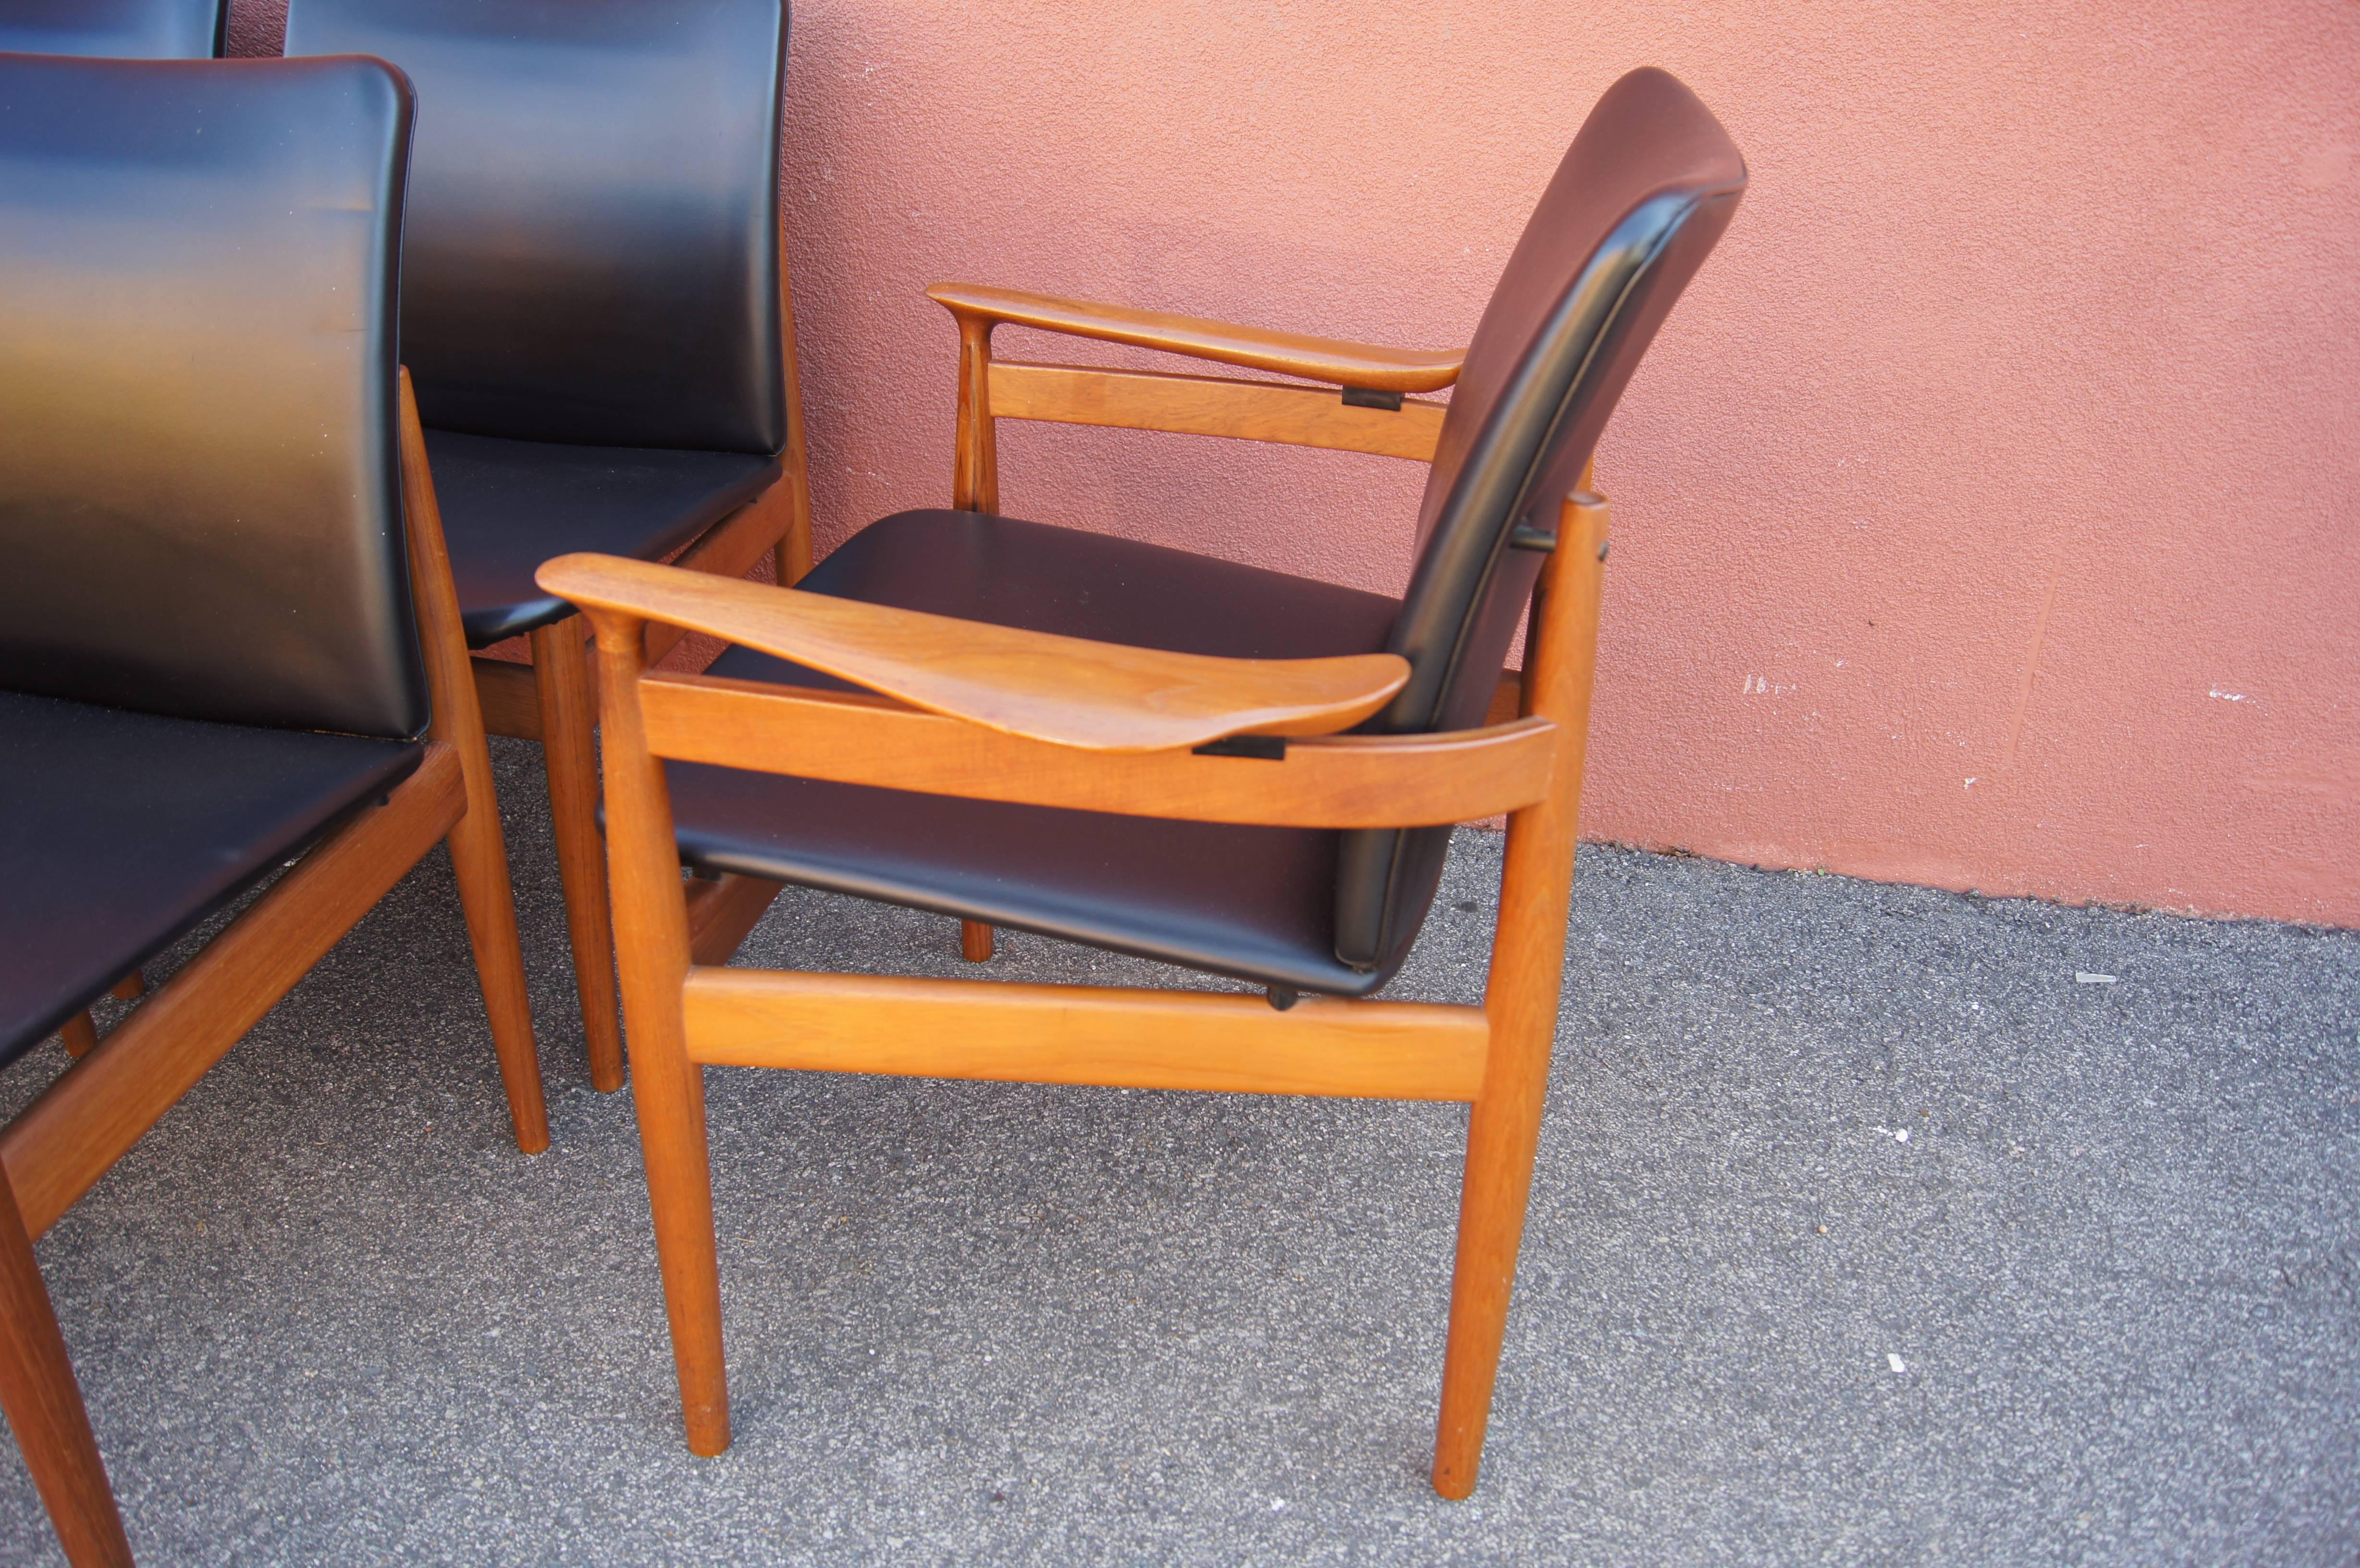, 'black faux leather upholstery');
0,0,223,58
0,692,421,1066
667,511,1406,994
427,431,779,647
1336,68,1747,971
0,54,425,737
0,53,427,1060
283,0,788,456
